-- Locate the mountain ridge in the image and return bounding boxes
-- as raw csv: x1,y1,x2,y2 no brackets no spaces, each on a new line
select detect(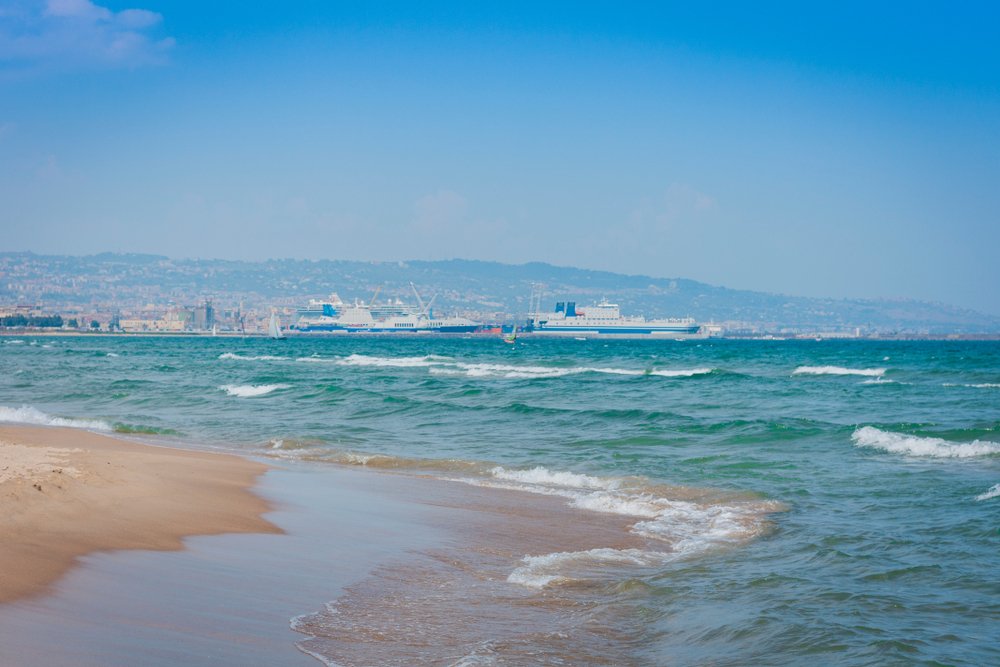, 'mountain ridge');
0,252,996,332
